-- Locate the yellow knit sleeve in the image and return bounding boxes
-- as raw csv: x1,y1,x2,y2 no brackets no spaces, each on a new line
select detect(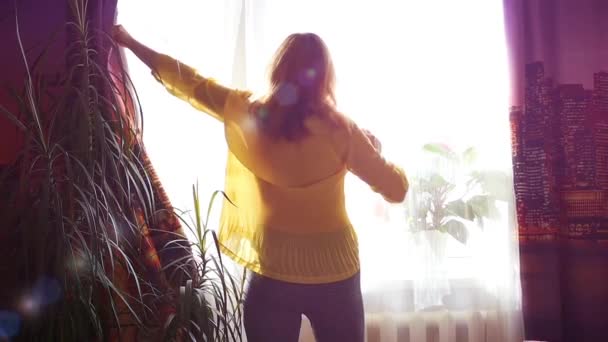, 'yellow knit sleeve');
345,121,409,203
151,53,240,122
